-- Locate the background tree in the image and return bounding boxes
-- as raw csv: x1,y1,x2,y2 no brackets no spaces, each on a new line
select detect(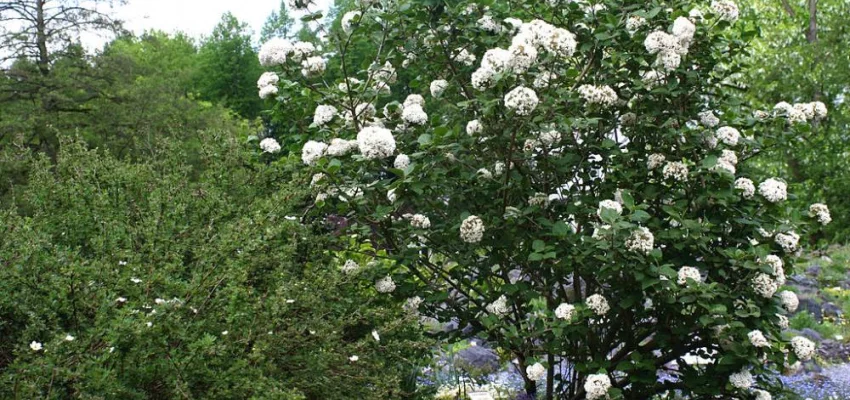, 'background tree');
195,12,264,120
260,0,295,43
